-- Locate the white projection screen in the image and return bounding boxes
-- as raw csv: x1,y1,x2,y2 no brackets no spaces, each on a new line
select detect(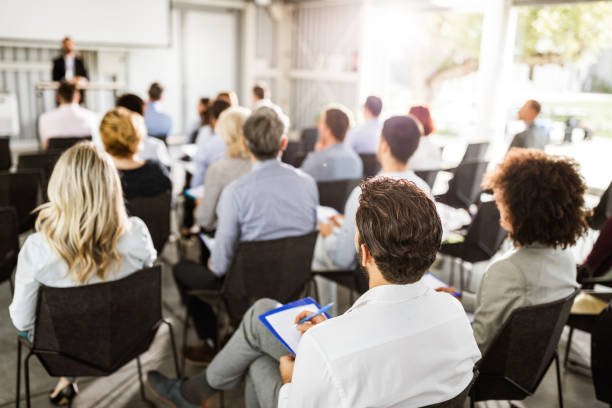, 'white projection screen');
0,0,170,47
